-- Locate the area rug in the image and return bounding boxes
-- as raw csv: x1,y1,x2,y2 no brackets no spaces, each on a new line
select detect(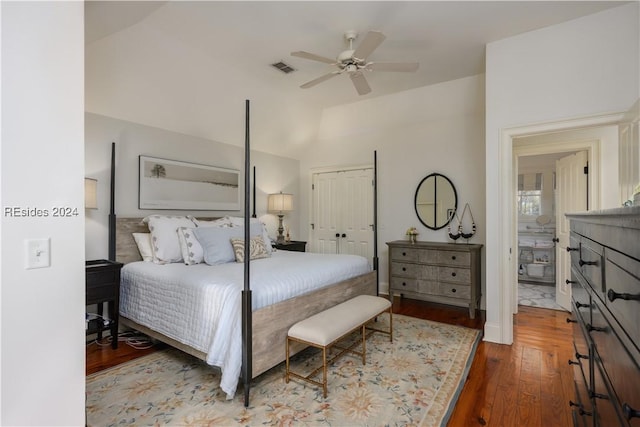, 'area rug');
86,314,480,426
